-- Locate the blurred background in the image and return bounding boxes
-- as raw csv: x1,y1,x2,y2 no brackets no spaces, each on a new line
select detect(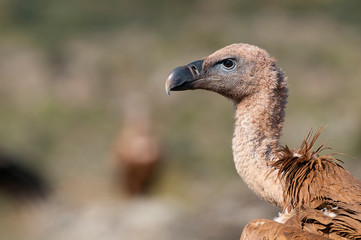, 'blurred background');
0,0,361,239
